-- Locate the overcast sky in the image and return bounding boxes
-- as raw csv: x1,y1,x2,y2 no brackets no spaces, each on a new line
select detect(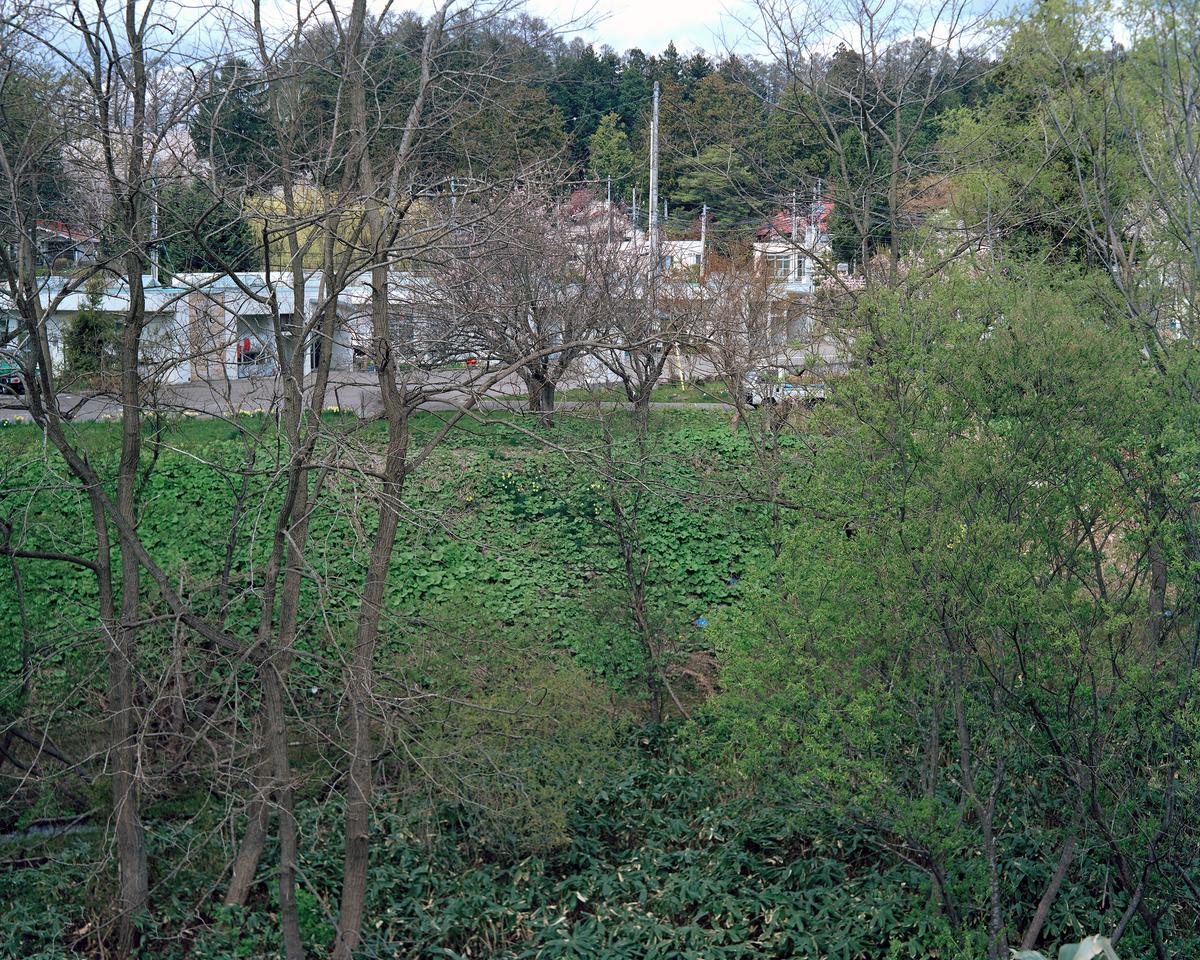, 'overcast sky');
227,0,1023,62
525,0,748,55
